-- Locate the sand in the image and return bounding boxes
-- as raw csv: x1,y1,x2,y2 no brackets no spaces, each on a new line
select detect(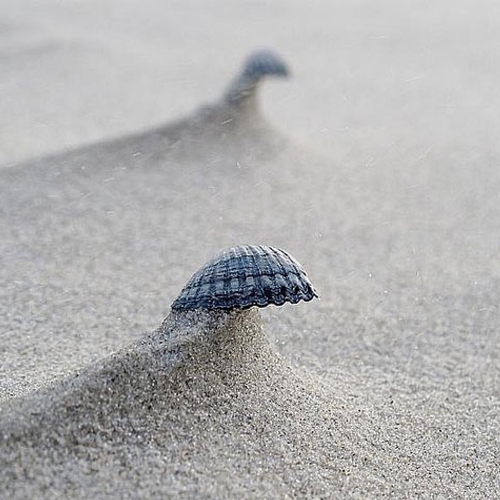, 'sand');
1,0,500,498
